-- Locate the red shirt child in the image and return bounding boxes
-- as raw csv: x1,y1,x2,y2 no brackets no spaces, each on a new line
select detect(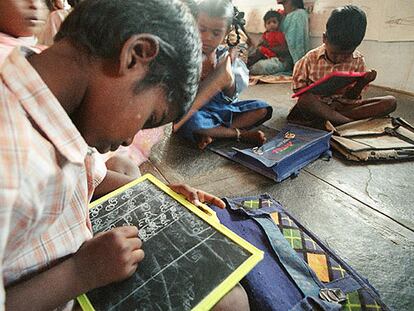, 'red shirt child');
260,30,286,59
247,9,288,68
